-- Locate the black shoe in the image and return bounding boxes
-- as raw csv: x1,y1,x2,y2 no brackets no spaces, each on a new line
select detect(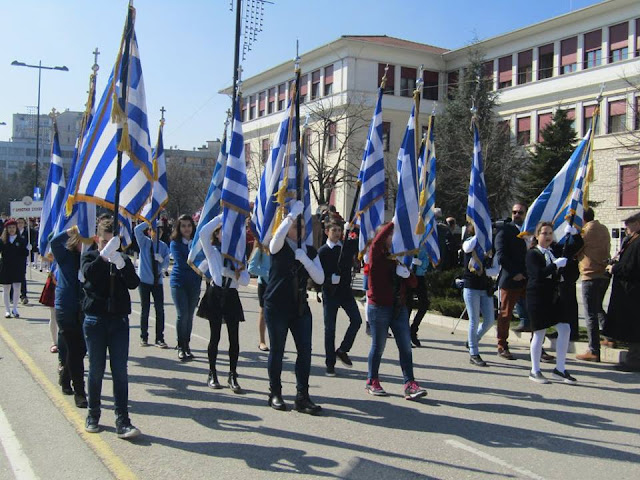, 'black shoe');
410,332,421,348
325,366,336,377
185,344,195,359
541,349,555,363
464,341,469,350
268,392,287,411
228,372,242,393
85,415,100,433
74,392,88,408
365,323,371,336
529,371,550,384
116,417,141,440
294,393,322,415
335,349,353,367
207,370,222,389
177,348,187,361
552,368,577,384
469,354,488,367
58,366,73,395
